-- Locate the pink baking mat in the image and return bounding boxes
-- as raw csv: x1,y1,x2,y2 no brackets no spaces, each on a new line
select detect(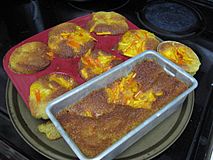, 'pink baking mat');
3,14,139,109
